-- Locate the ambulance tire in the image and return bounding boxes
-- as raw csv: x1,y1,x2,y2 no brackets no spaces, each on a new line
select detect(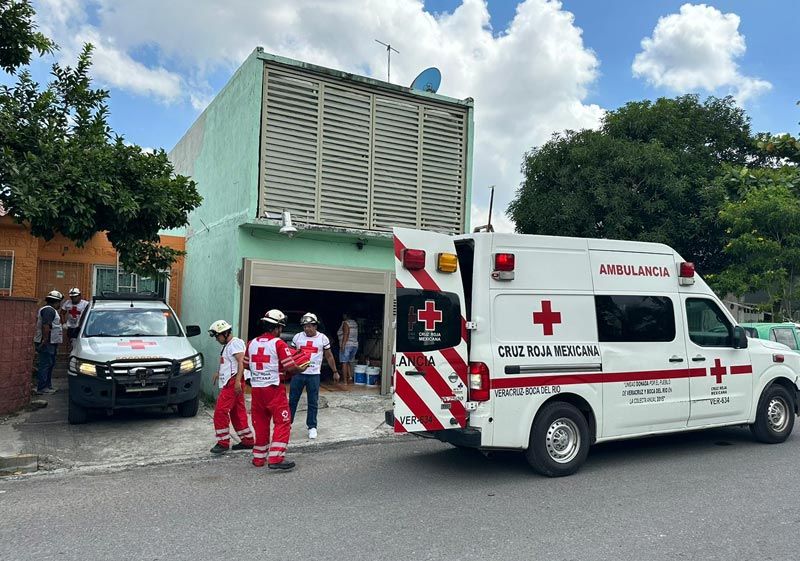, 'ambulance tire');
177,396,200,418
525,402,589,477
750,384,795,444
